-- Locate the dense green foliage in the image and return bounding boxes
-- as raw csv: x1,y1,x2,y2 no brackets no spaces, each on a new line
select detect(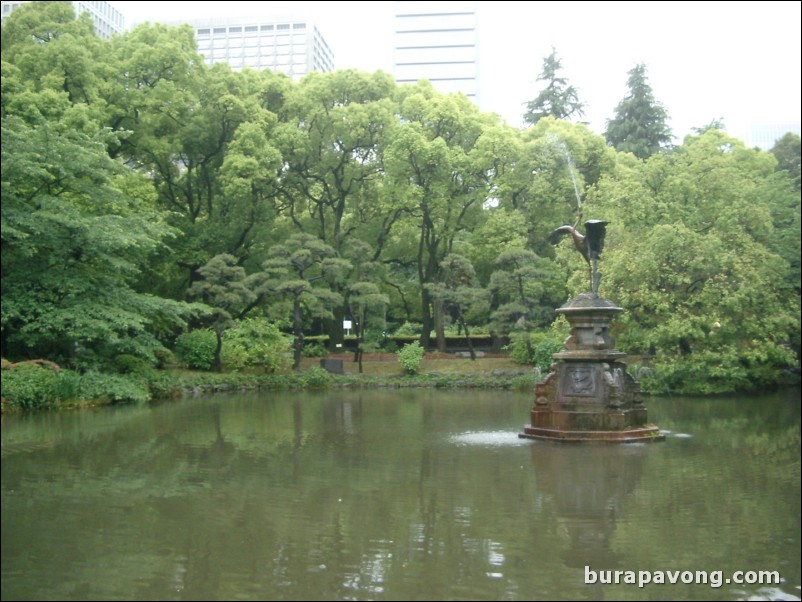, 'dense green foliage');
771,132,801,190
589,130,801,394
1,361,150,410
1,5,799,399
